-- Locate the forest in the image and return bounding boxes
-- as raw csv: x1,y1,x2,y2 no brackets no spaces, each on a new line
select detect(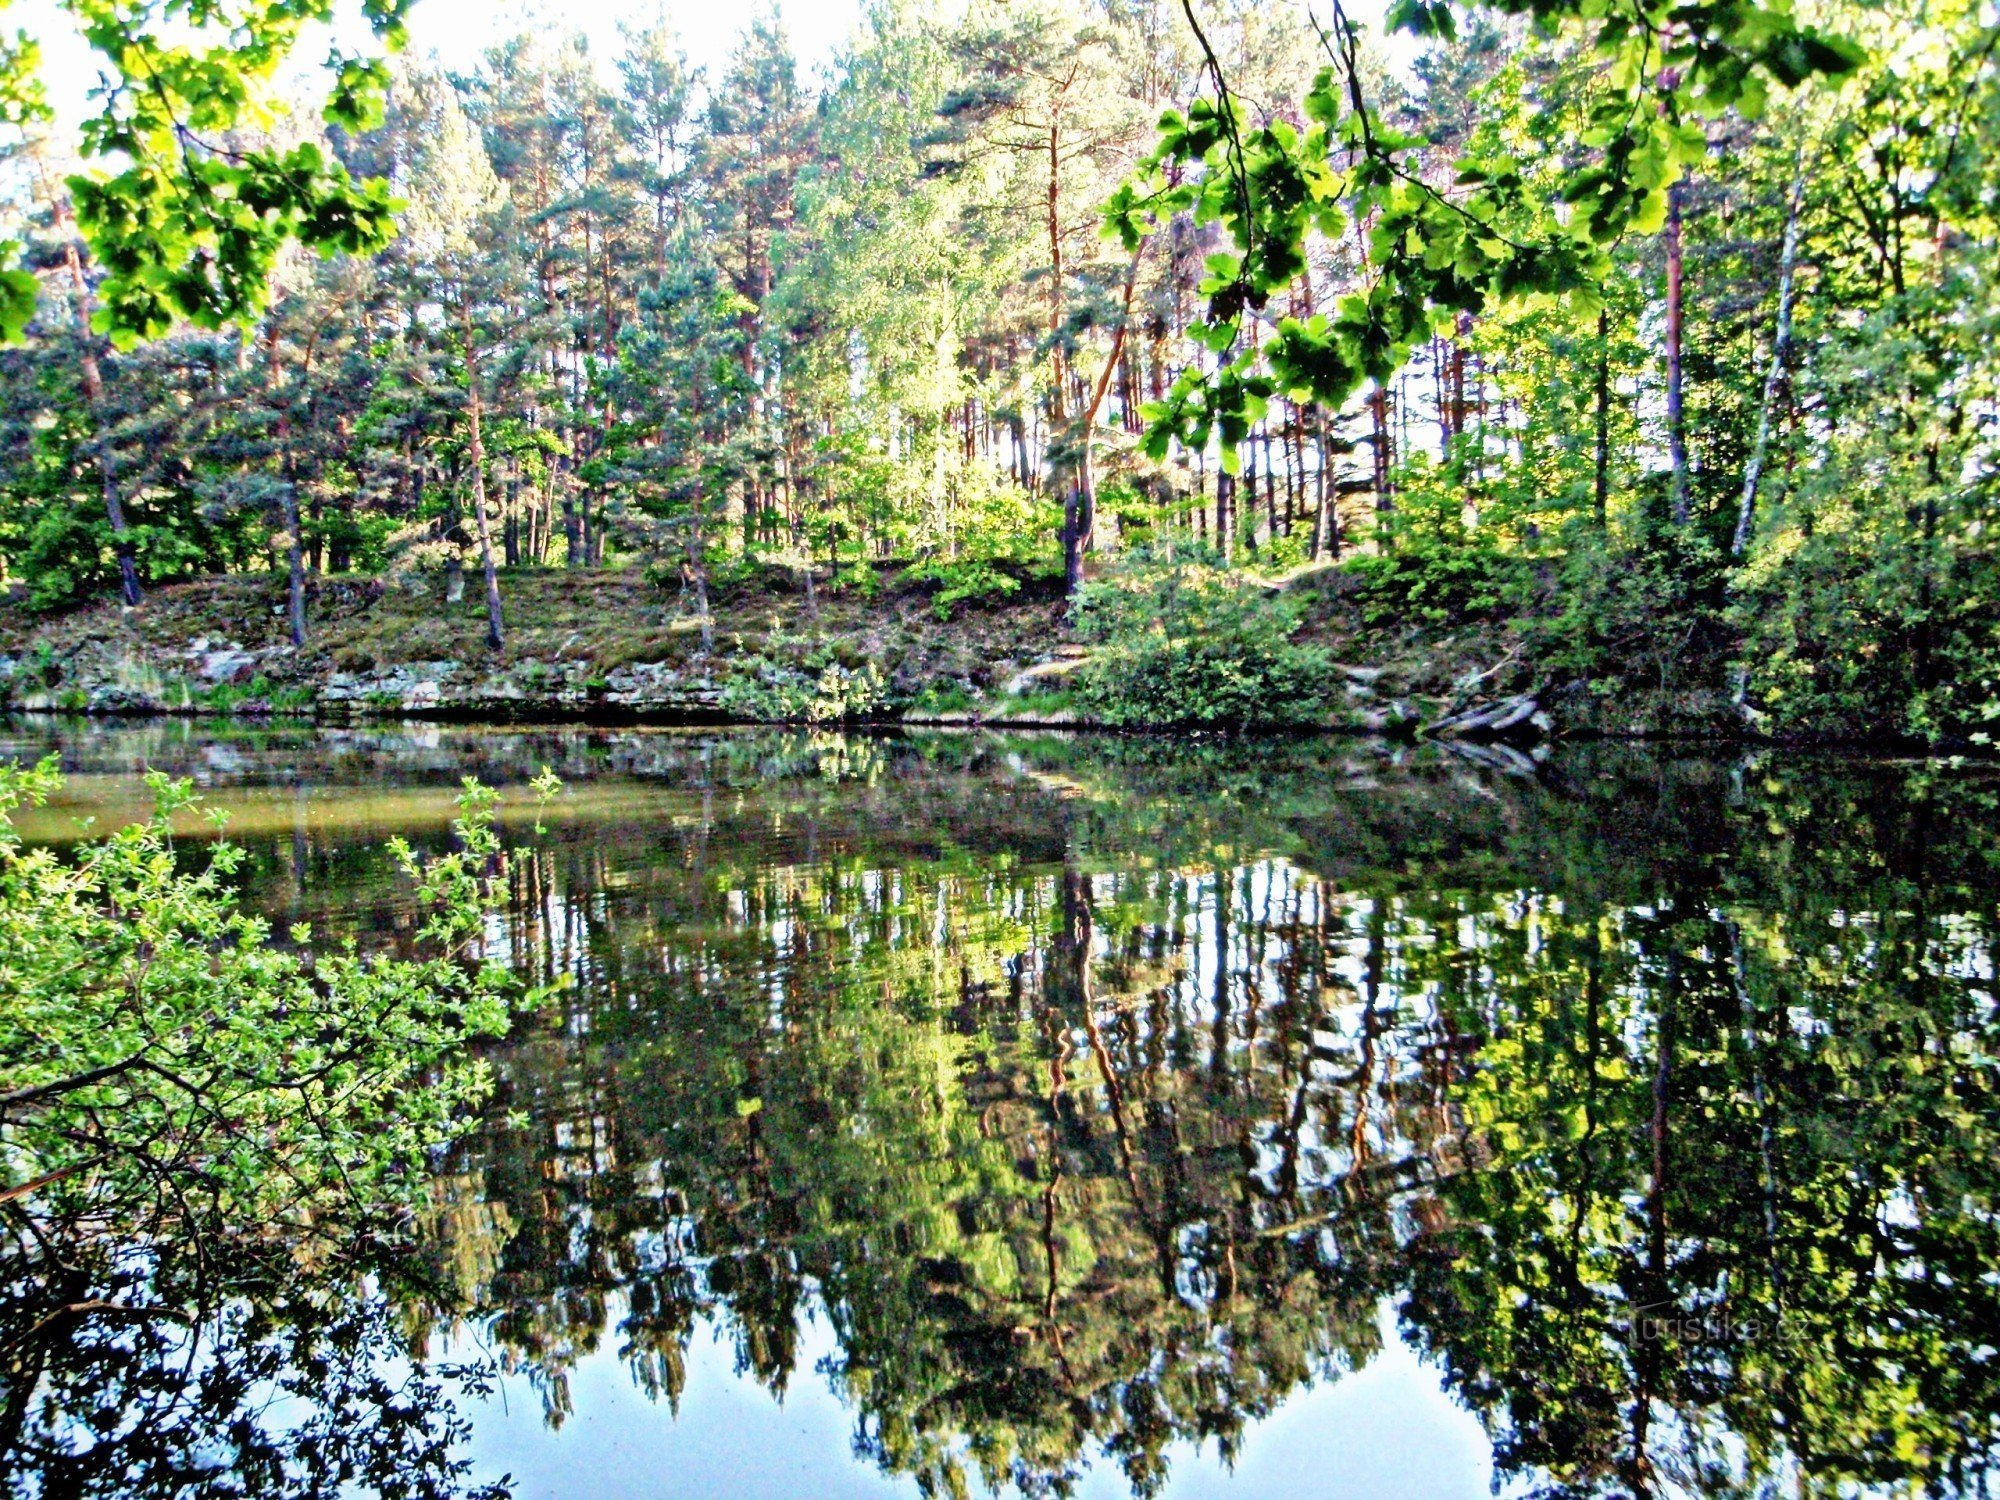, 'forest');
0,0,1996,742
4,5,2000,1490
